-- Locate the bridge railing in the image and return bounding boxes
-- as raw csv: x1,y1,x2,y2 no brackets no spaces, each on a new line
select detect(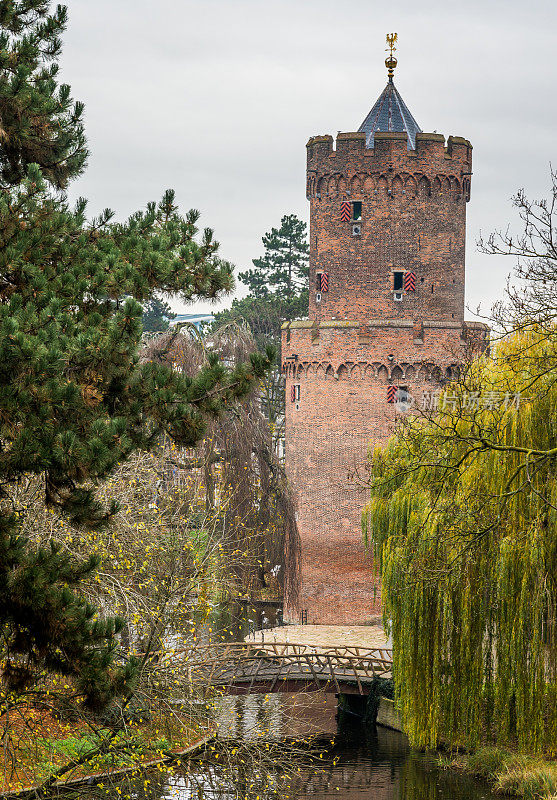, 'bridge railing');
139,641,393,695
